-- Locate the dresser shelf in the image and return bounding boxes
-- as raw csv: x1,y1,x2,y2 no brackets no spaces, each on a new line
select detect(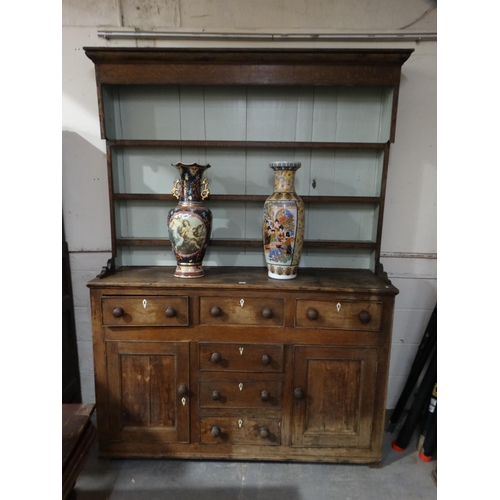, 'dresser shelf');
85,47,411,271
